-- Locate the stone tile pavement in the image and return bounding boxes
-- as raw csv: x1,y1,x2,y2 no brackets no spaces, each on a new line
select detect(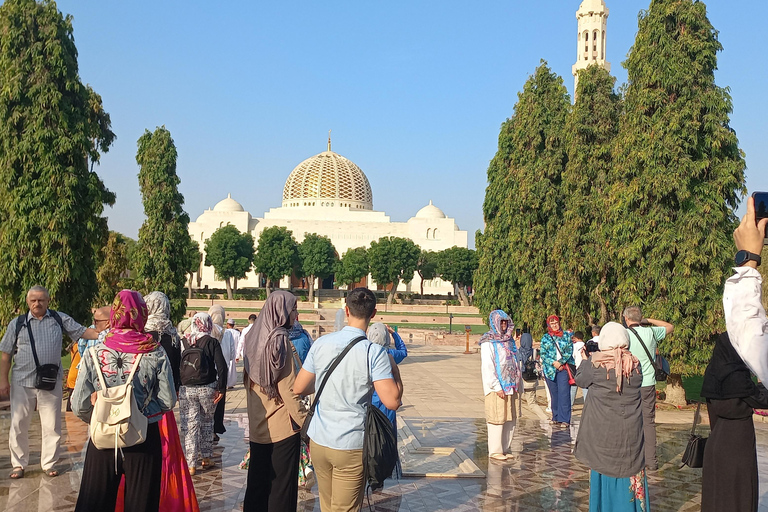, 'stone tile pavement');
2,344,768,511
